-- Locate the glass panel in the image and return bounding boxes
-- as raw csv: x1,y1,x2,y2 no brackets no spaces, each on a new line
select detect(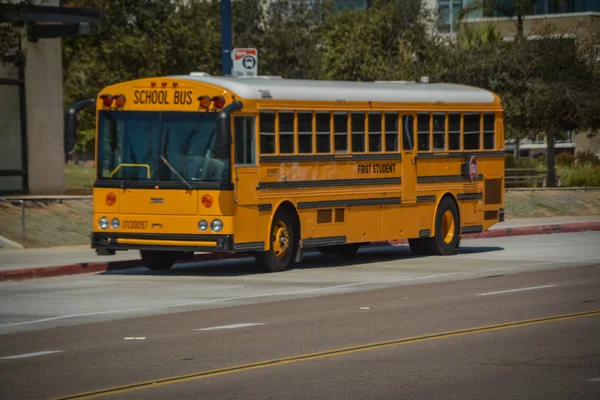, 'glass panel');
384,112,398,152
334,112,348,153
402,115,414,150
368,112,382,152
279,111,294,154
259,111,275,154
0,85,22,170
463,112,481,150
351,112,365,152
234,117,255,165
97,111,227,183
448,113,461,150
483,113,495,149
417,112,430,151
433,113,446,151
316,112,330,153
0,176,23,192
298,111,313,154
